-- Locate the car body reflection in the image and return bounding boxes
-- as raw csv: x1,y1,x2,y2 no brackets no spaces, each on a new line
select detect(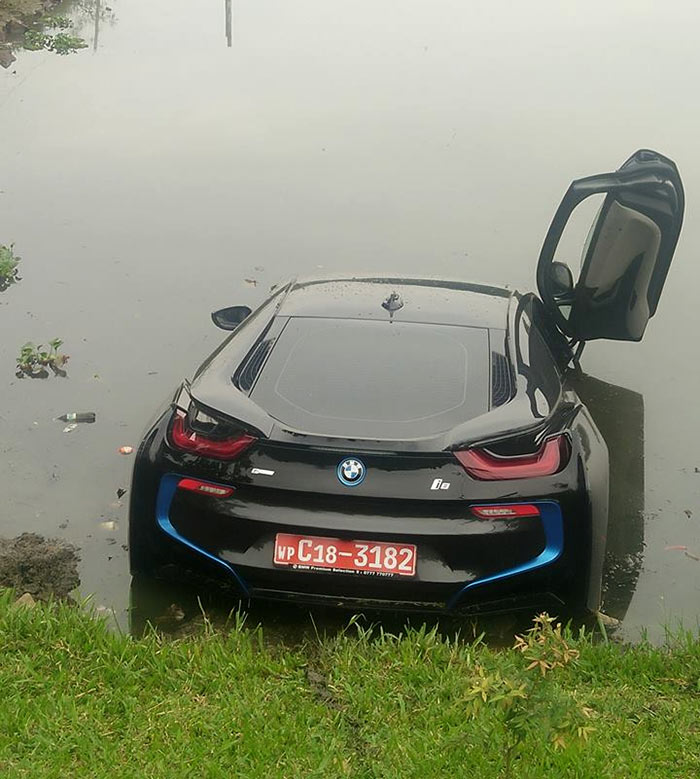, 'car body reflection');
571,373,644,622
